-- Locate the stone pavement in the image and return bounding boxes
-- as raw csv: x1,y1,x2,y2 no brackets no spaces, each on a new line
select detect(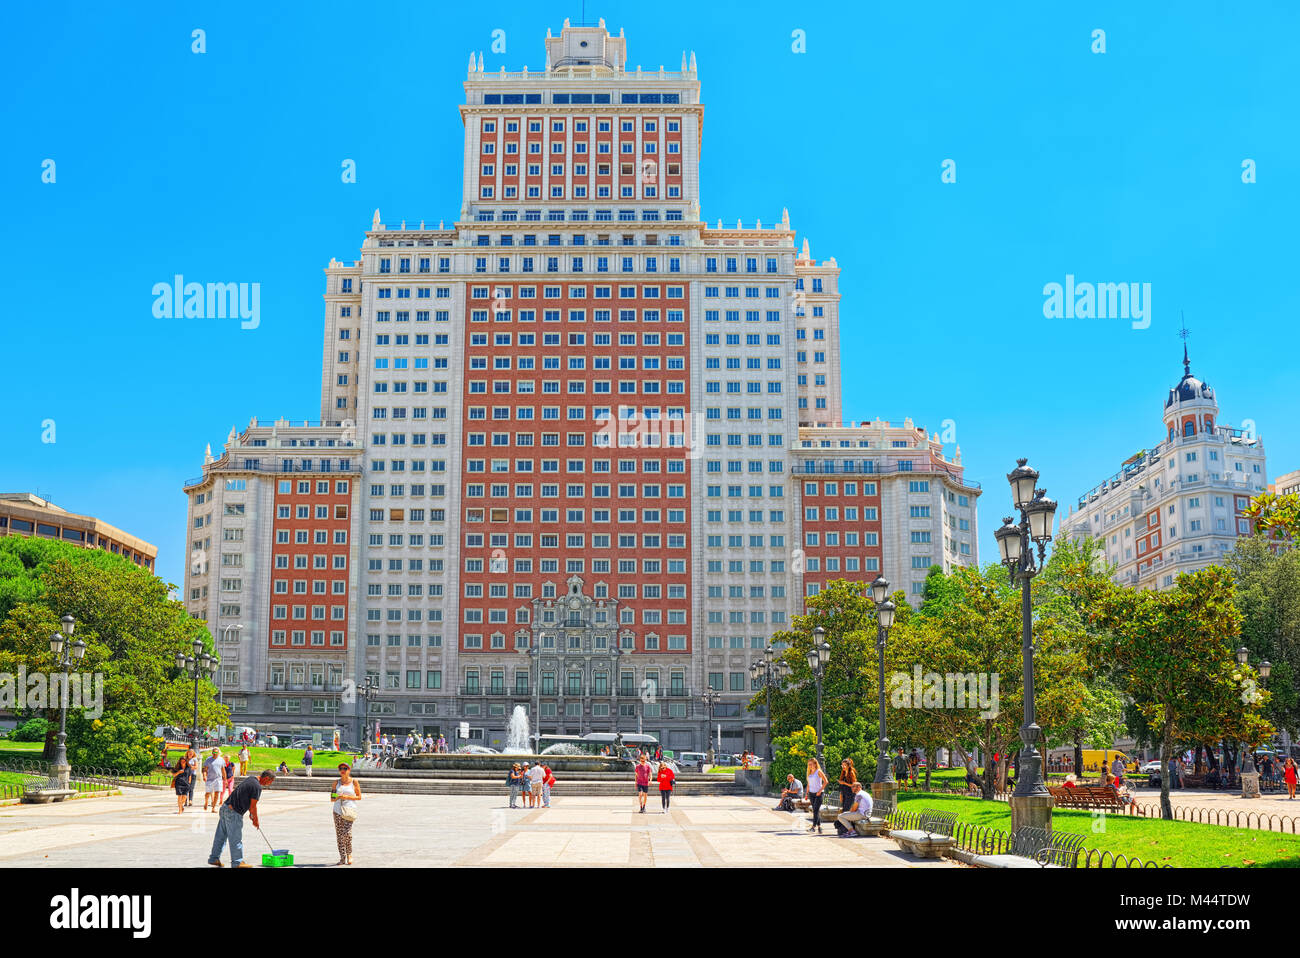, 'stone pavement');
0,788,955,868
1125,787,1300,832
